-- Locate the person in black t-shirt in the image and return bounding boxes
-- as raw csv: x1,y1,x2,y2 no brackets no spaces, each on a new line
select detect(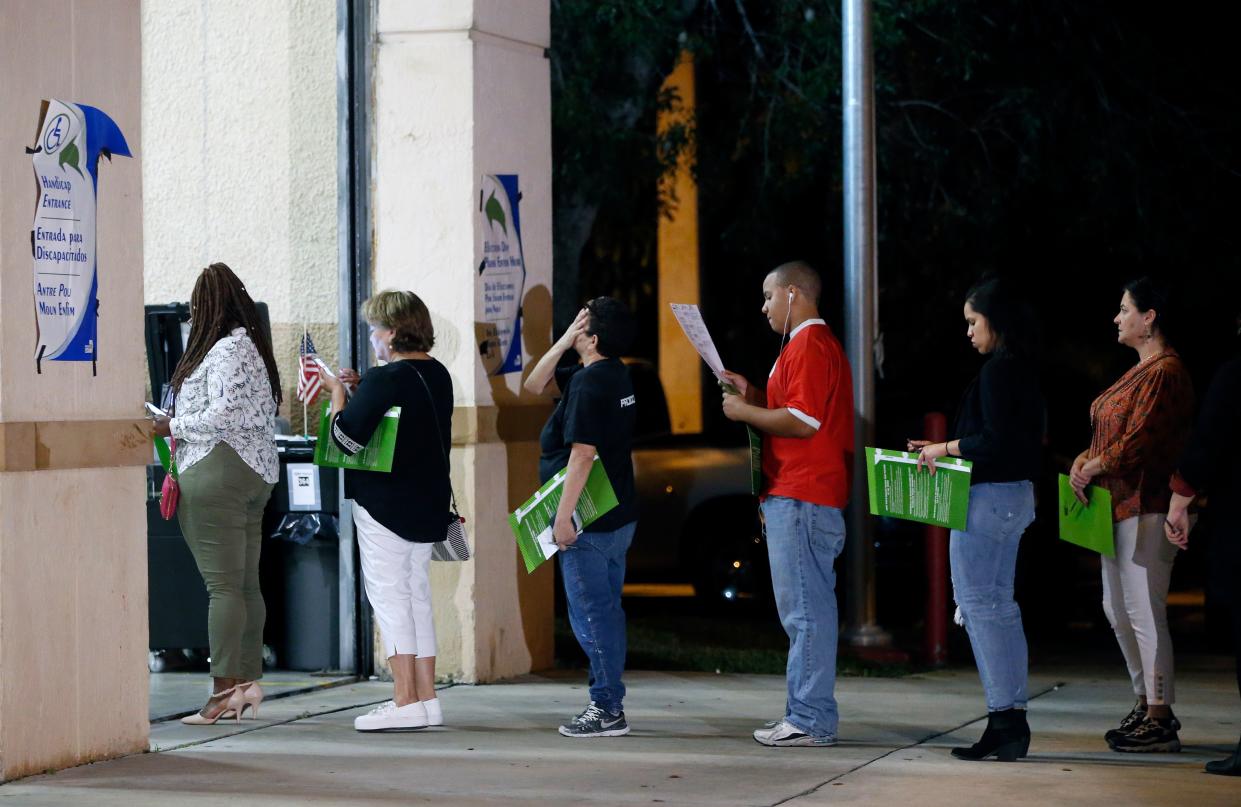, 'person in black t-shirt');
525,297,637,738
319,290,452,733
